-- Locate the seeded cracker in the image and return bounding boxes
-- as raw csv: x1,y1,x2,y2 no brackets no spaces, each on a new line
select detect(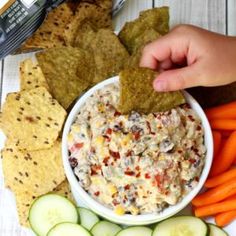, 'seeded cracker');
2,141,65,227
64,2,112,46
36,47,93,109
118,67,186,114
20,59,49,91
21,3,73,51
1,87,66,150
119,7,169,54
